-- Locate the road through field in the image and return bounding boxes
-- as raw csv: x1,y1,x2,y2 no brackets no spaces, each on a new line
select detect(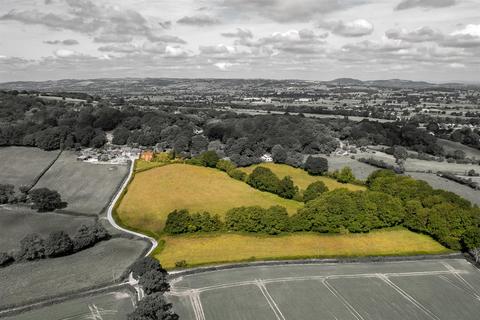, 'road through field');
106,158,158,256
